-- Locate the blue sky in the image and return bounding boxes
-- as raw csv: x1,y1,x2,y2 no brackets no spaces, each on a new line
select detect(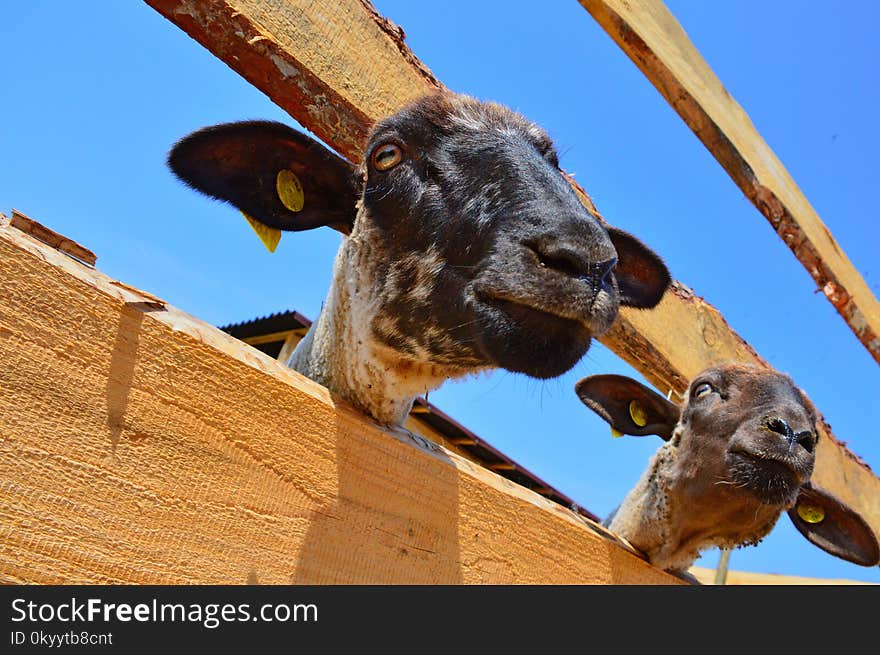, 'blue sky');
2,1,878,583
